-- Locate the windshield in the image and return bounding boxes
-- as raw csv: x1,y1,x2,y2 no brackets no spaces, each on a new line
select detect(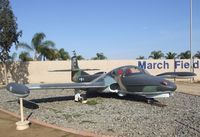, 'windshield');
125,66,150,75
